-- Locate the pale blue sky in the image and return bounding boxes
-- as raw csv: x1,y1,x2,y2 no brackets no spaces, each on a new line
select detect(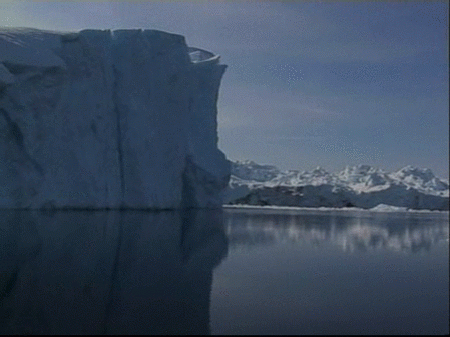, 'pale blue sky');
1,1,448,178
